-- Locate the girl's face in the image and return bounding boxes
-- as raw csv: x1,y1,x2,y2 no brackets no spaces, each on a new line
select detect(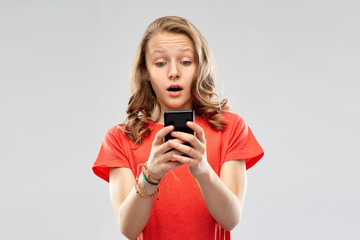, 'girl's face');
145,32,197,112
